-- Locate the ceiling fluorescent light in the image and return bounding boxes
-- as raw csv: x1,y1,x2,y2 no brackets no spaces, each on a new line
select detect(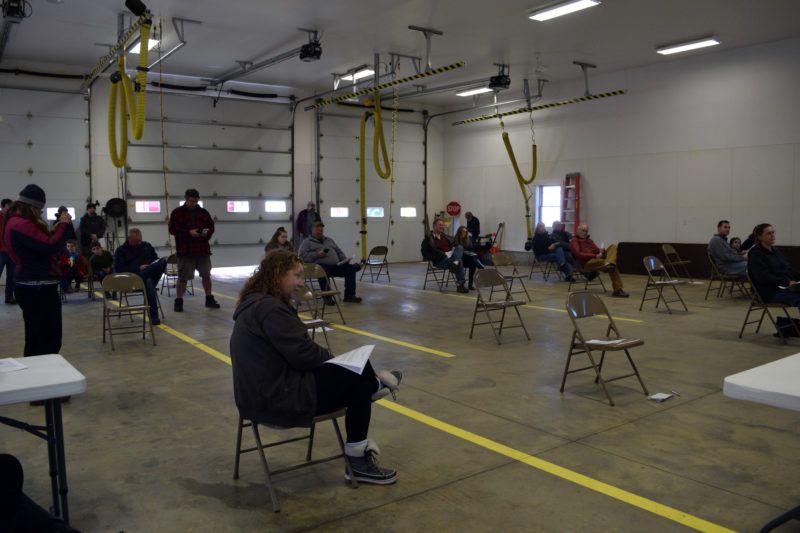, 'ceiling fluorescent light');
341,68,374,82
656,36,720,55
456,87,493,97
529,0,600,21
129,39,160,54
